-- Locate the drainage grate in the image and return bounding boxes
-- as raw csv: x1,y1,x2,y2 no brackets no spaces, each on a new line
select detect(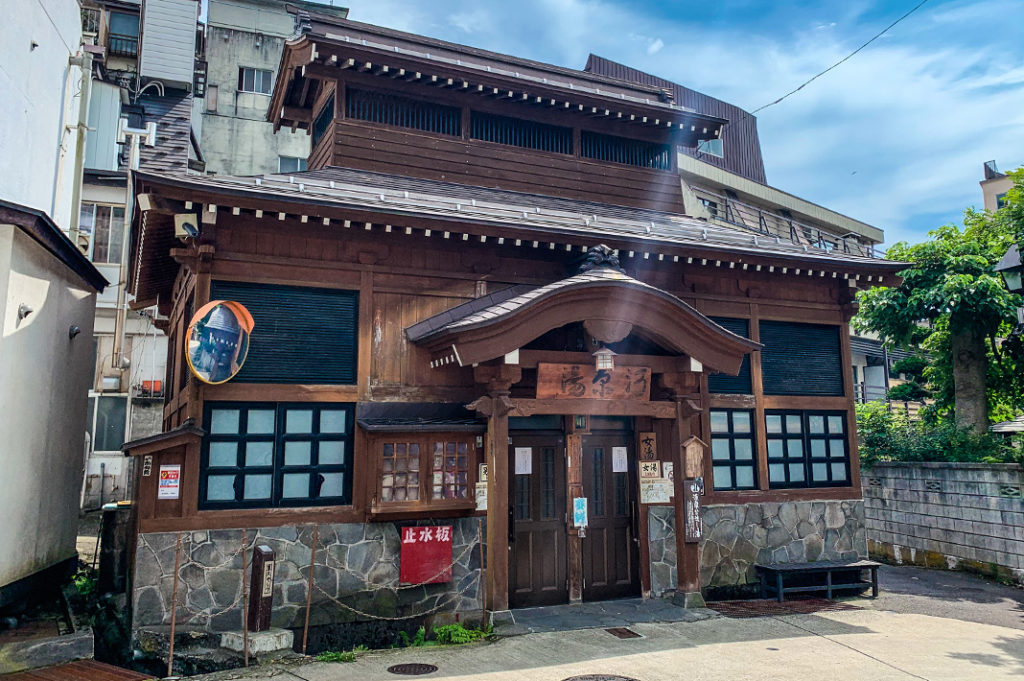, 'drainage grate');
563,676,642,681
708,598,862,619
605,627,642,639
388,663,439,675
